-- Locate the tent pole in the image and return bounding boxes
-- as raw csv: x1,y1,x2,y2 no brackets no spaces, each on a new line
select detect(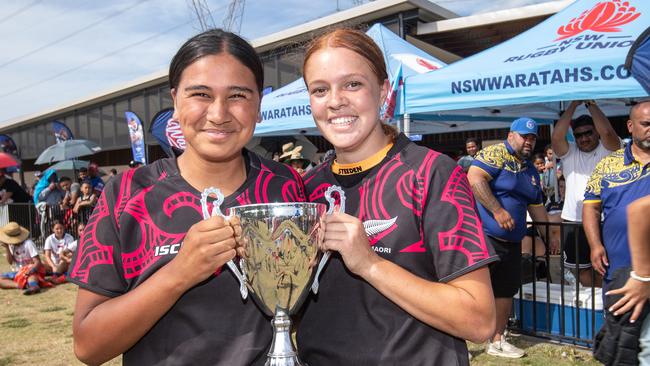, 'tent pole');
404,114,411,137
